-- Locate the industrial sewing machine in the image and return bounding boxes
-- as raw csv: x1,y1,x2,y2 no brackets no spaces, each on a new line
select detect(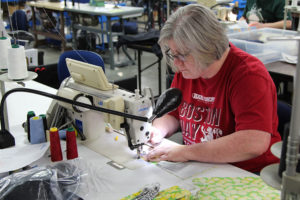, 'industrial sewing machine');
47,58,154,158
